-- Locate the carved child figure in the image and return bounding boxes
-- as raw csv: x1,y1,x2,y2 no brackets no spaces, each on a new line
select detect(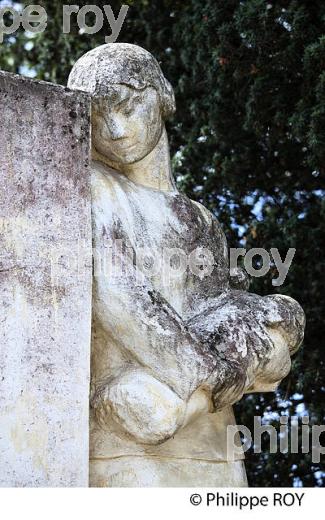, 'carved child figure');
68,44,305,487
